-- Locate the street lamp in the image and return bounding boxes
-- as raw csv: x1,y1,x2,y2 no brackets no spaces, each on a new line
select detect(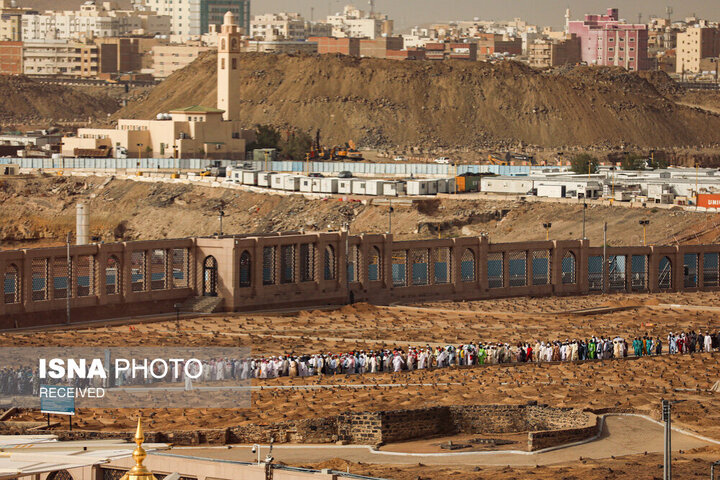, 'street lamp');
387,198,393,234
218,209,225,236
136,143,143,169
543,222,552,241
639,219,650,246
